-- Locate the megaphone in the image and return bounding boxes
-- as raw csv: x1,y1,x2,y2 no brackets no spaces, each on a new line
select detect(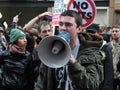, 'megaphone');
37,31,71,68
